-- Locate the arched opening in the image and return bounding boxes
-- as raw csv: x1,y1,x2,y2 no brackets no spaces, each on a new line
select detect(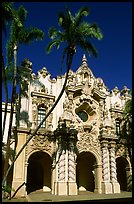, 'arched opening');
76,151,96,193
116,156,128,191
26,151,52,194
